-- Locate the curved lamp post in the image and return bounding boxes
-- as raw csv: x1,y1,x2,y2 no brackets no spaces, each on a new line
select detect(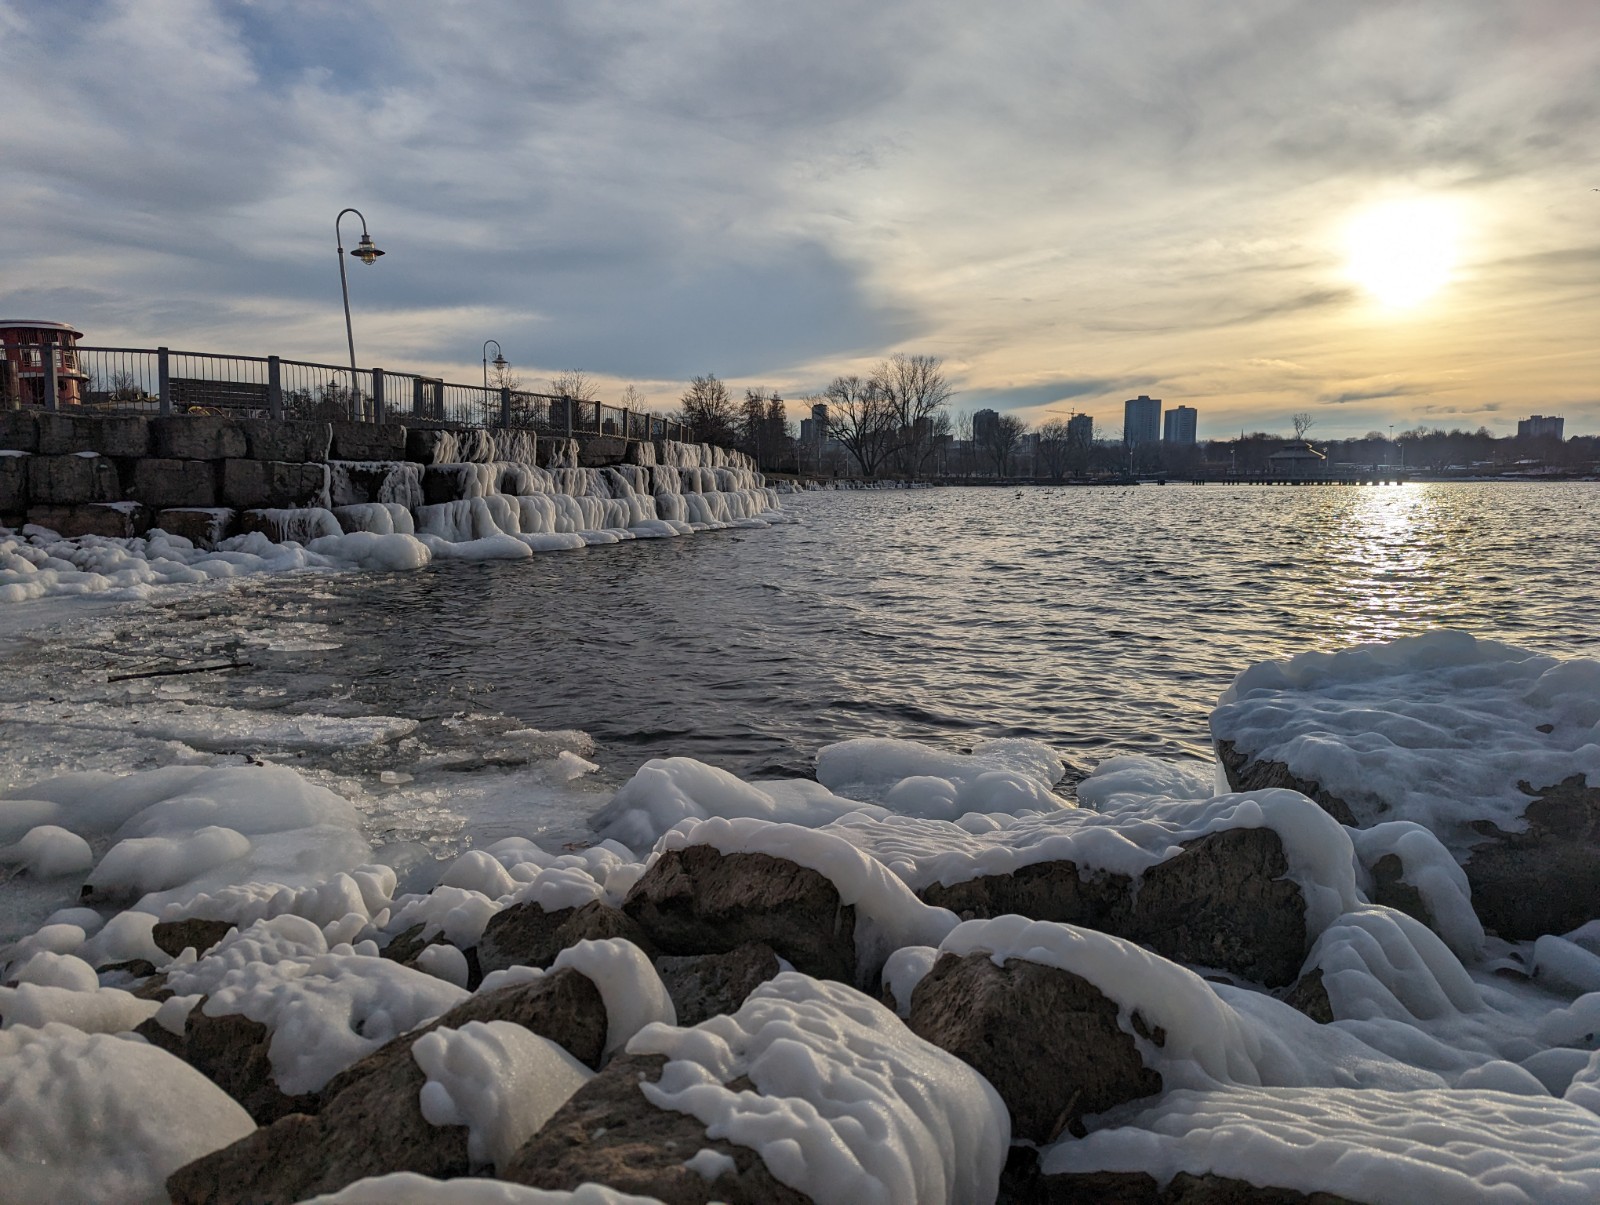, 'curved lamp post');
335,208,384,410
482,339,507,390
